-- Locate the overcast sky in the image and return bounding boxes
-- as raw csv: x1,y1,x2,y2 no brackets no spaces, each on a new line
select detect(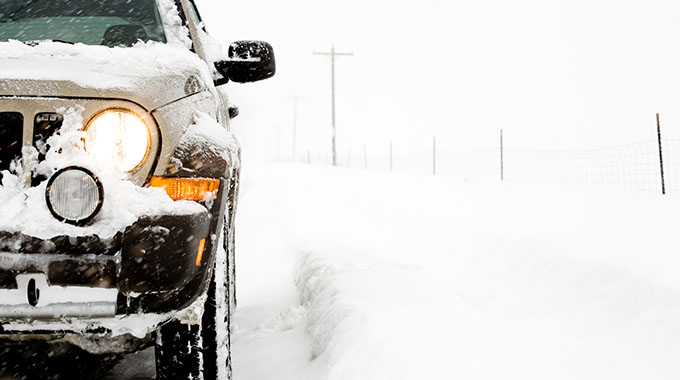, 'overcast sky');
196,0,680,161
